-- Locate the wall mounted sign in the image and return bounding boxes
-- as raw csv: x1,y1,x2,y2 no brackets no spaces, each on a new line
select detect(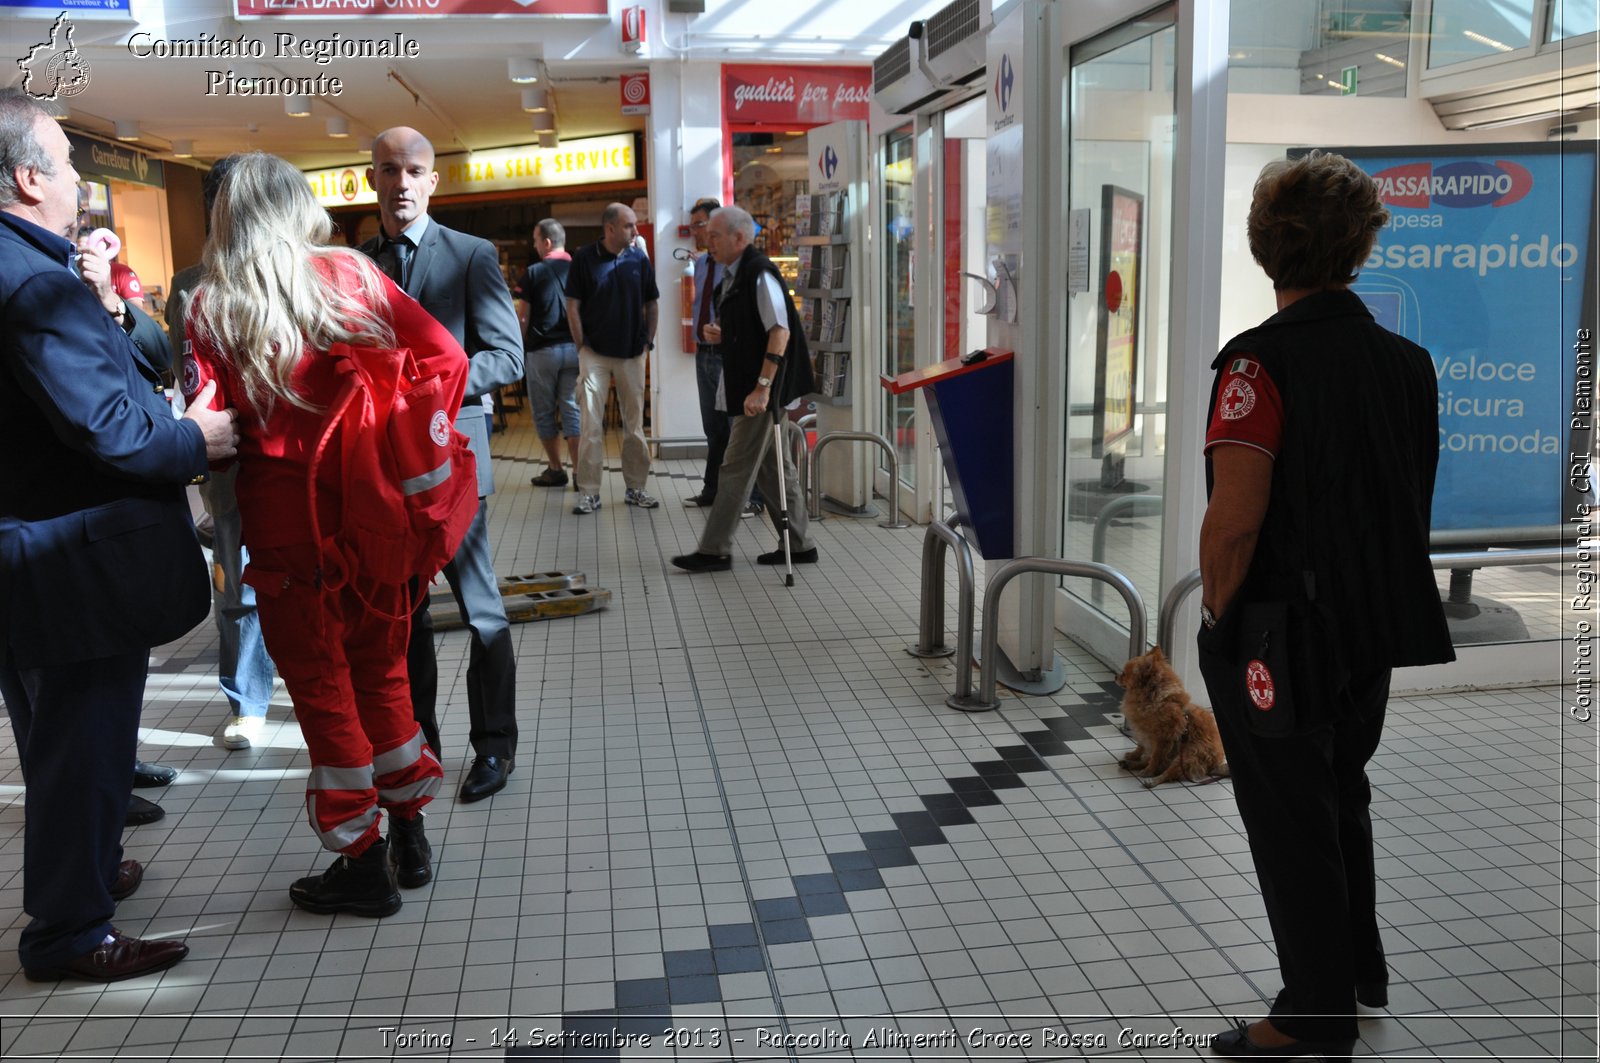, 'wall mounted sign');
721,63,871,126
304,133,637,206
66,132,164,189
620,72,650,115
